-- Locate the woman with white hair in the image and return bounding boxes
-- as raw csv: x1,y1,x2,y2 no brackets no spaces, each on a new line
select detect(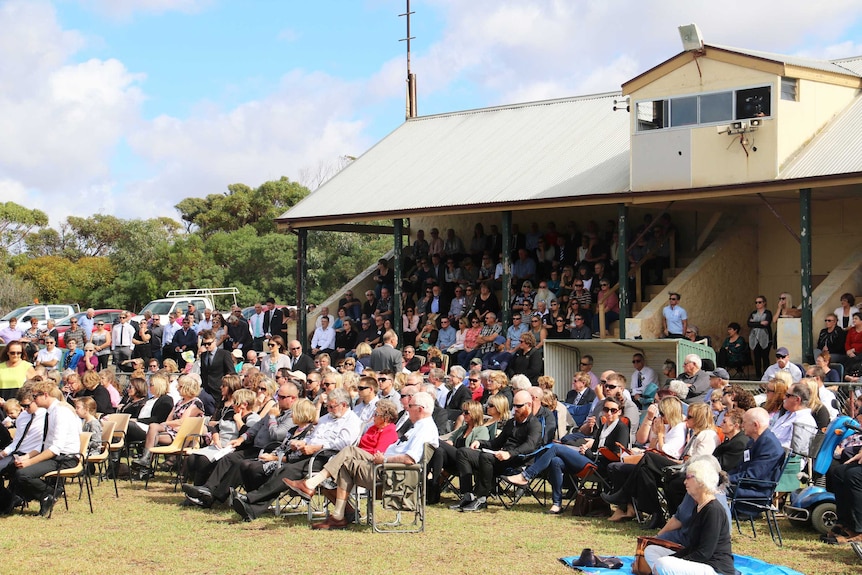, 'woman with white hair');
649,456,735,575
